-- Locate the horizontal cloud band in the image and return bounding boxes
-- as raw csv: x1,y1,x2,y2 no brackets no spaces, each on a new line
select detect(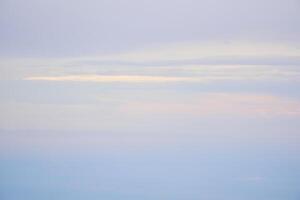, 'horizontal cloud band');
24,70,300,83
25,75,202,83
